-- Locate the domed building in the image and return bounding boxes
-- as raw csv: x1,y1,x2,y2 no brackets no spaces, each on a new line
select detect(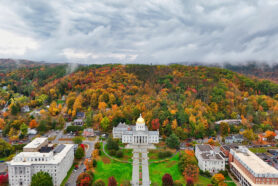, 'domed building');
113,114,159,144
